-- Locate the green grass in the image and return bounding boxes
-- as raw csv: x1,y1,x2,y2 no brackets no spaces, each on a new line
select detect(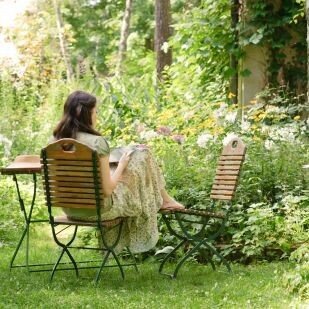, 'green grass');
0,227,307,309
